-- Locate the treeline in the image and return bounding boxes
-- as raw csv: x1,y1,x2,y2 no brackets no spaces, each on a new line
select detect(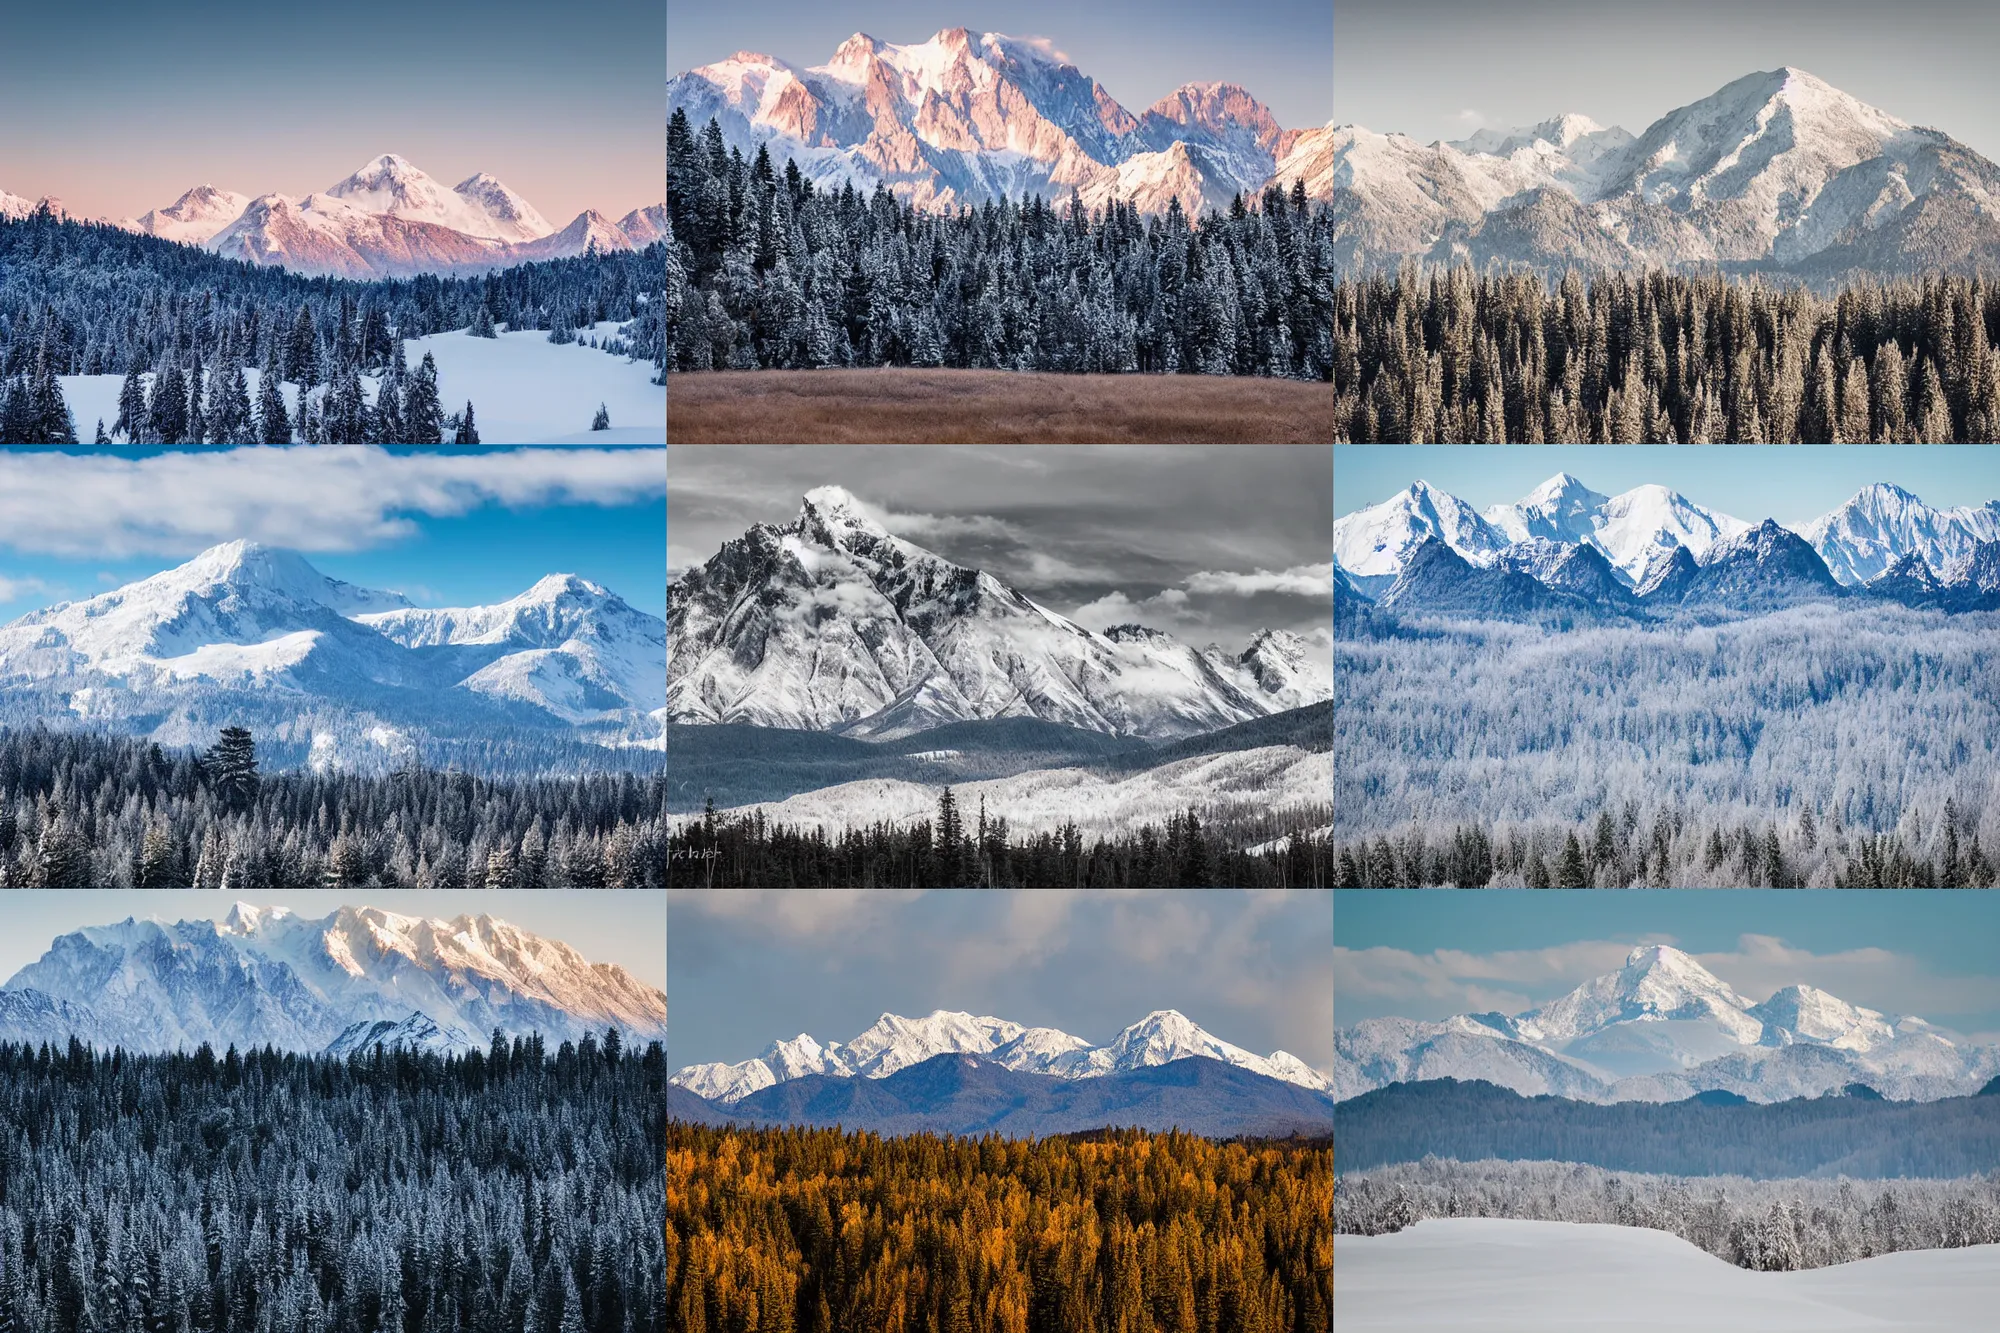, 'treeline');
666,112,1336,379
1331,265,2000,441
668,790,1332,887
1337,1159,2000,1272
1334,801,1997,888
667,1122,1331,1333
0,726,668,887
0,209,665,442
0,1031,664,1332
